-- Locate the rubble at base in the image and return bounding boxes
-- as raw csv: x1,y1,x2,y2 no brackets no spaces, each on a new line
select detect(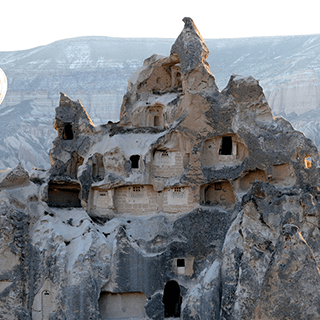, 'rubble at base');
1,18,320,320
